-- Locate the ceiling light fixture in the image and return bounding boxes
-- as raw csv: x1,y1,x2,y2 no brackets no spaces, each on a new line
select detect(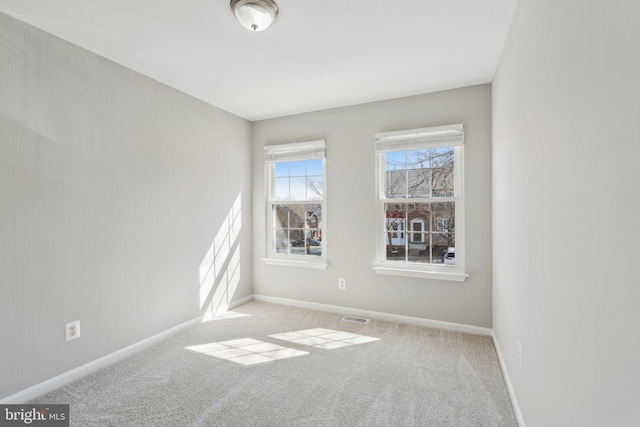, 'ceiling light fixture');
230,0,279,32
